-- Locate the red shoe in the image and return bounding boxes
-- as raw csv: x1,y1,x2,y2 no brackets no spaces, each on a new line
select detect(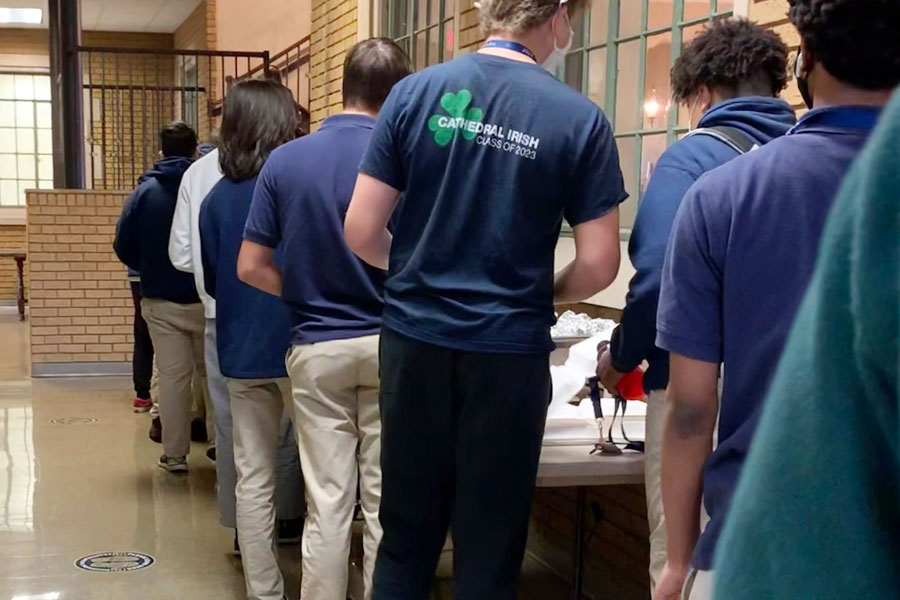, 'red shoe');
133,397,152,413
